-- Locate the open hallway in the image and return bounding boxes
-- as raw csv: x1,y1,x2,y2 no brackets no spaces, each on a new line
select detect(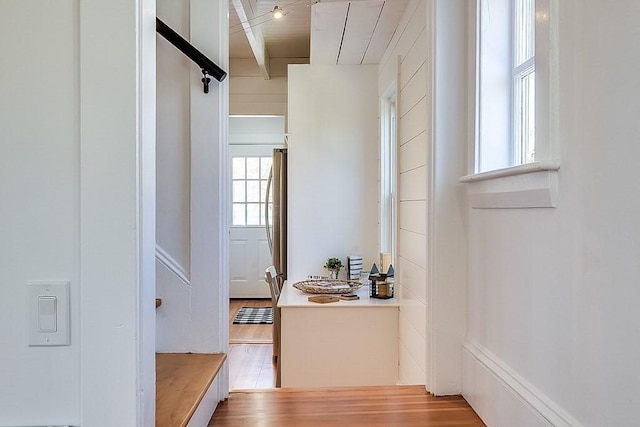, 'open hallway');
229,299,276,390
210,385,484,426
